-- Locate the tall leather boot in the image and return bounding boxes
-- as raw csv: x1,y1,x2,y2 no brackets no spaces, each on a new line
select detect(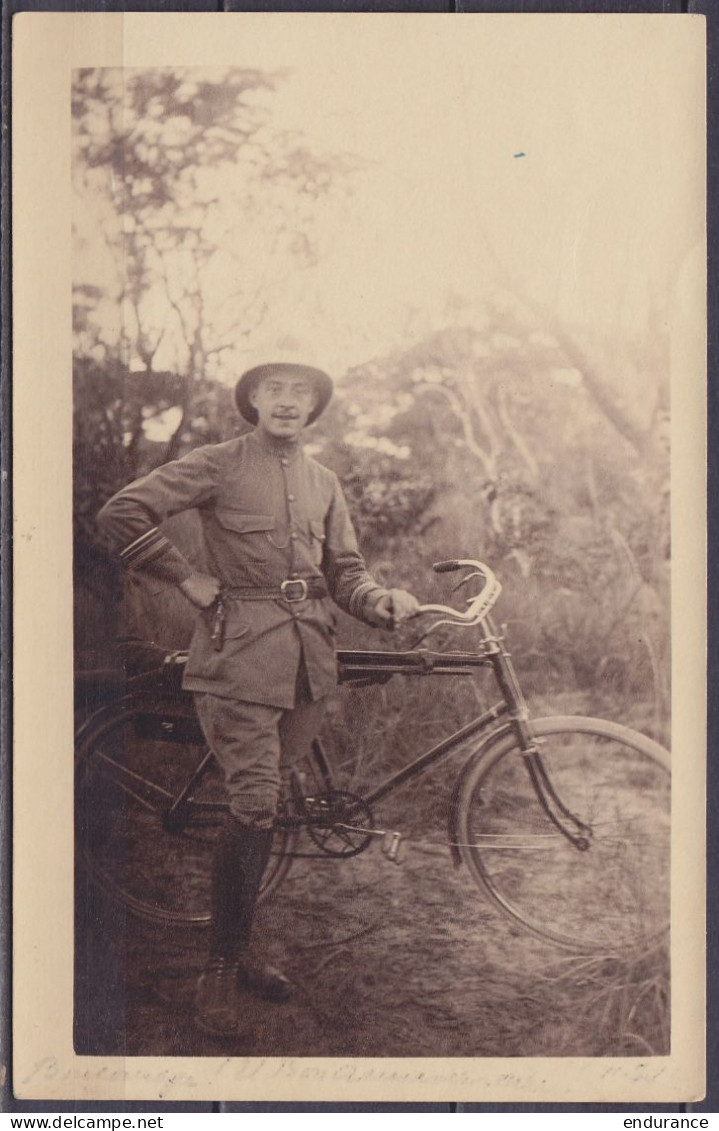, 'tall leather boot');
195,817,291,1037
230,822,293,1005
